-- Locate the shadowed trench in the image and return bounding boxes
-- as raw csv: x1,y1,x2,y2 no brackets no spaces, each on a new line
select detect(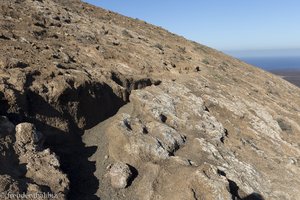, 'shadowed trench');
0,76,160,199
1,81,126,199
41,83,126,200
